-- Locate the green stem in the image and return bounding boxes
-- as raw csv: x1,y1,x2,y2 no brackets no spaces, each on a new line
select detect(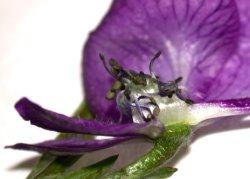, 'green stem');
105,123,192,179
